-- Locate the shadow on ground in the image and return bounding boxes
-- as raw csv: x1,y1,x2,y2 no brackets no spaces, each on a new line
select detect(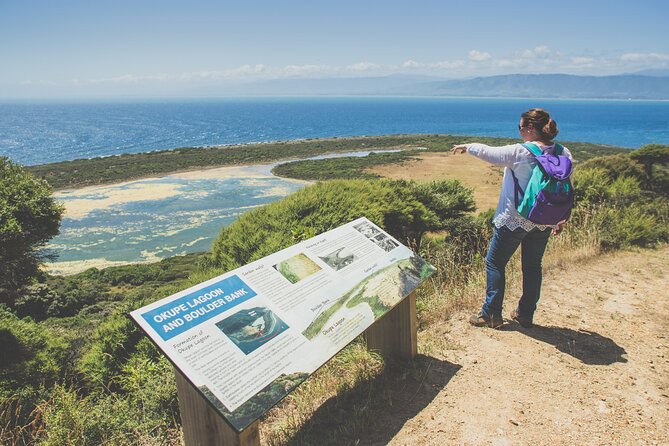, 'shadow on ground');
504,323,628,365
281,354,461,445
